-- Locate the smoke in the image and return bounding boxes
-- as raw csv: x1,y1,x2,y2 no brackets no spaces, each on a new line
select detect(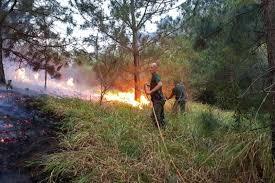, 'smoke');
3,59,100,100
2,59,150,108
